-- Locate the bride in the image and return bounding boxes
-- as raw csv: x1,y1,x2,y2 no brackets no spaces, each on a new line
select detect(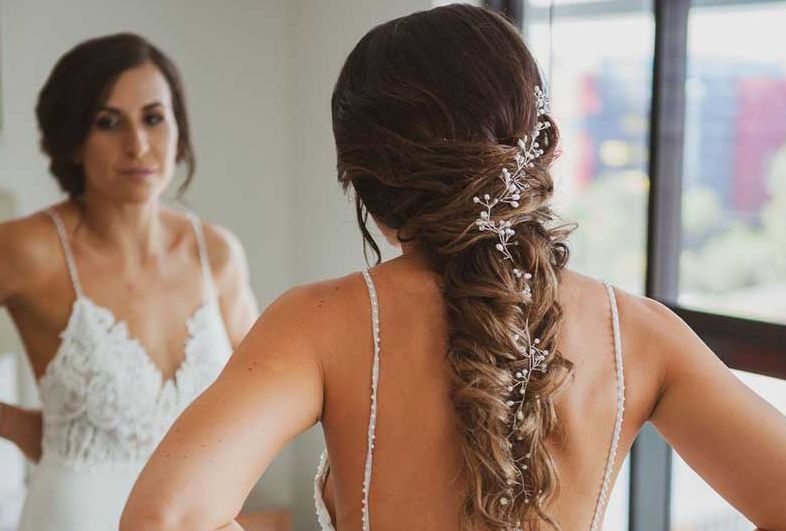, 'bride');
0,33,257,530
122,5,786,530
